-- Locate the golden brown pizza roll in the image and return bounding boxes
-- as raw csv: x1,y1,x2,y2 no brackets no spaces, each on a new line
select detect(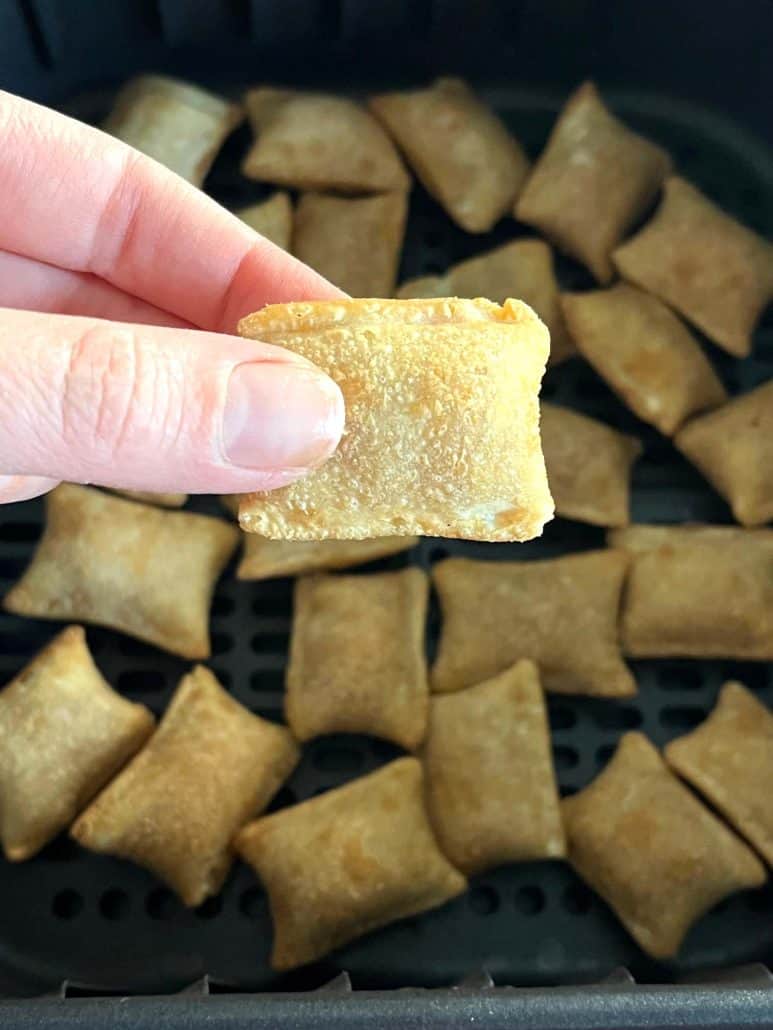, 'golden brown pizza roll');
432,551,634,697
241,88,409,193
609,524,773,659
613,176,773,357
370,77,529,233
515,82,671,283
293,192,407,297
563,732,766,959
665,681,773,866
541,403,641,527
104,75,242,187
0,626,153,862
237,535,417,581
286,568,429,749
235,191,293,250
235,757,467,970
3,485,239,659
238,298,552,542
422,660,565,875
675,380,773,527
562,283,727,435
397,239,574,364
72,666,299,907
110,490,188,508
